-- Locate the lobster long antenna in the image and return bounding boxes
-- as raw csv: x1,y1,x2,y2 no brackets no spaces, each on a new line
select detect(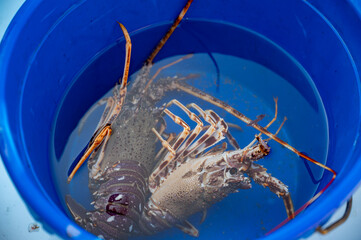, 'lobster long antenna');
146,0,194,65
117,22,132,87
267,169,336,234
